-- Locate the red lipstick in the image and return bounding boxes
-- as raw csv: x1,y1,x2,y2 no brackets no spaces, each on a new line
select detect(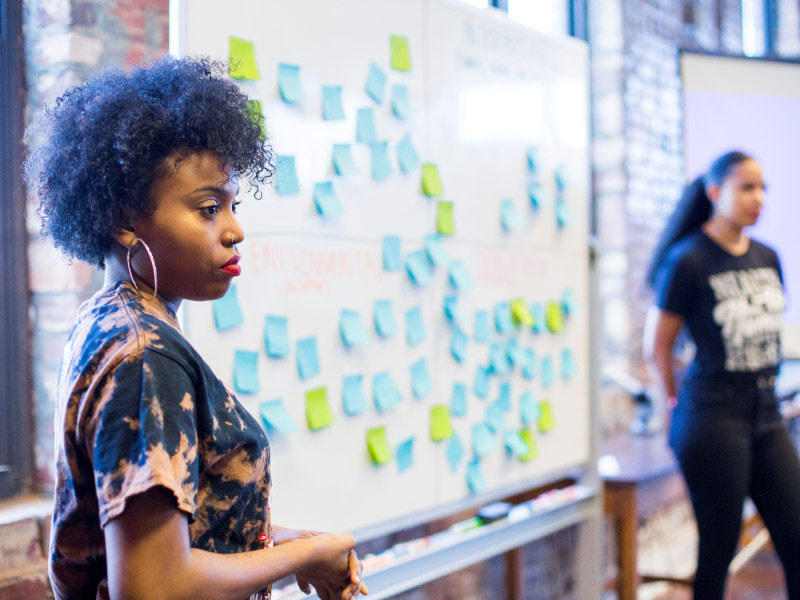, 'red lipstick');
221,255,241,276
